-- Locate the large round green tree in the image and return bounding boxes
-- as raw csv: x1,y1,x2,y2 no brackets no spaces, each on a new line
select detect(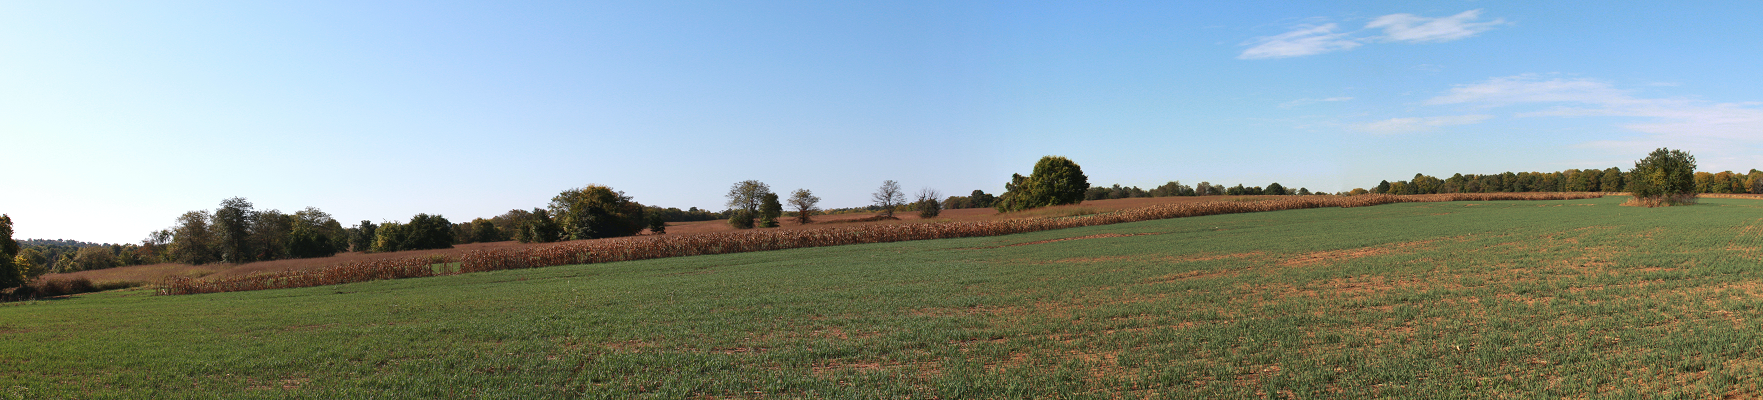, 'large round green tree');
996,156,1091,212
550,185,646,240
1628,148,1697,206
